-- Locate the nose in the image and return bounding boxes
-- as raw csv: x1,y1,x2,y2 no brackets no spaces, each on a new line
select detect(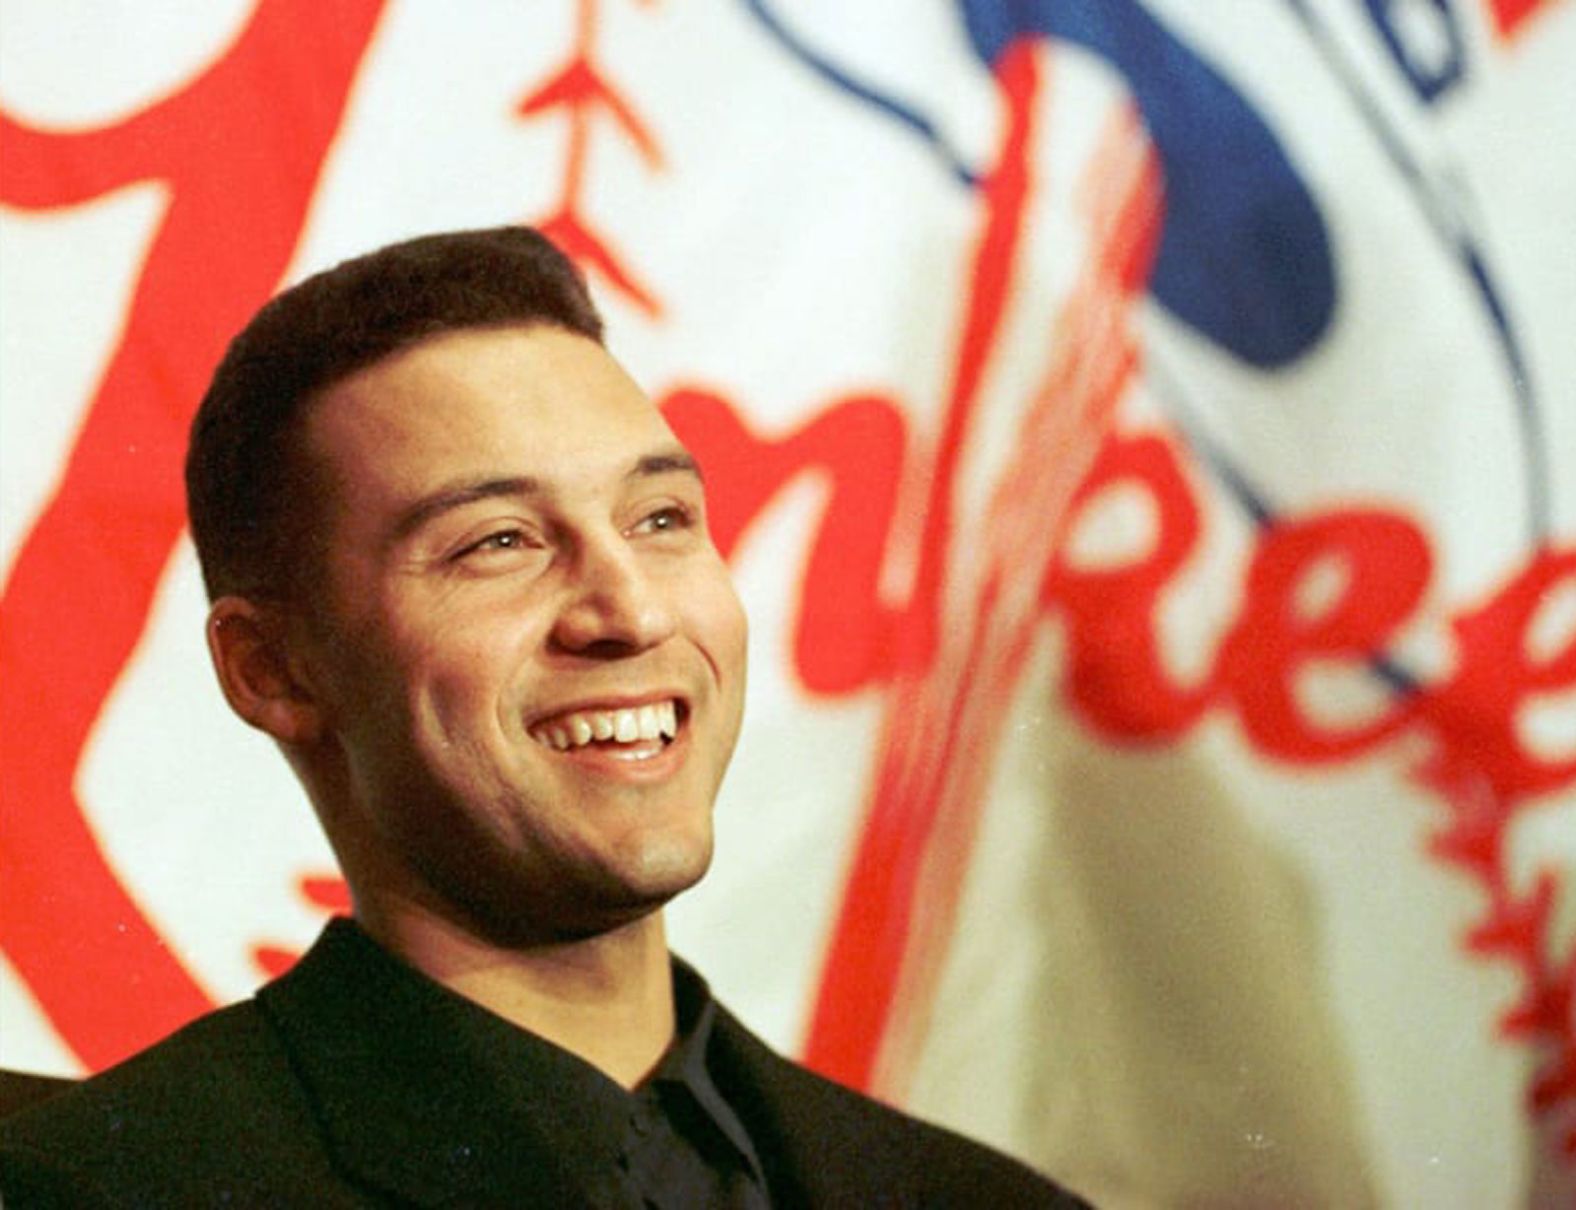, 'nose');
550,534,677,657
